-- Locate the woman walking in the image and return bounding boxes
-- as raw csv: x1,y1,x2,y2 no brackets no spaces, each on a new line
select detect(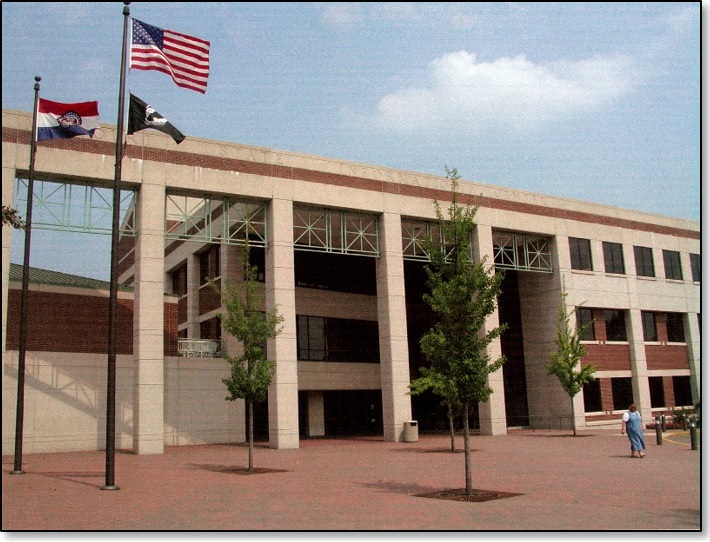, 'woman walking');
621,404,646,458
